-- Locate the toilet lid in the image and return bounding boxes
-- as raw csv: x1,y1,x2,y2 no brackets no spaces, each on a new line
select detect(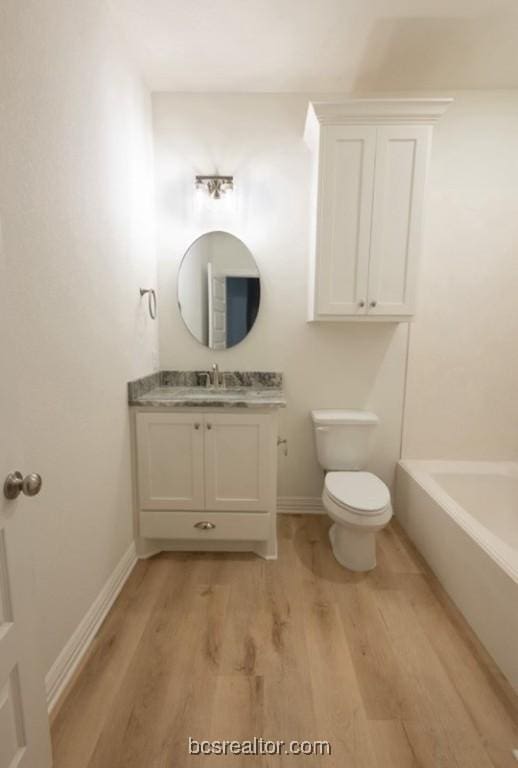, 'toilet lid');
325,472,390,515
